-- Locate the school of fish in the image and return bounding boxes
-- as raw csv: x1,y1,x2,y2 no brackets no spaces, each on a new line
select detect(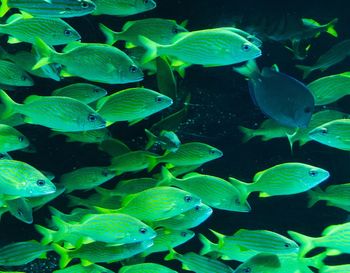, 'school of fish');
0,1,348,273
